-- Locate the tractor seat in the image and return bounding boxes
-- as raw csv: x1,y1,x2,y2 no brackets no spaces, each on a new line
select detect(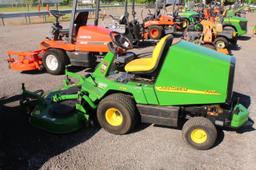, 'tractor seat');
124,35,173,73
